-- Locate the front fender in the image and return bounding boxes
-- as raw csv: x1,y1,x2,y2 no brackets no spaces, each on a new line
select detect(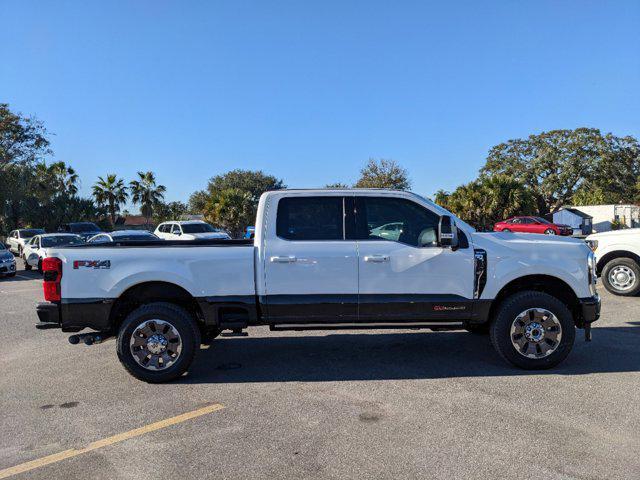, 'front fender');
482,253,591,299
